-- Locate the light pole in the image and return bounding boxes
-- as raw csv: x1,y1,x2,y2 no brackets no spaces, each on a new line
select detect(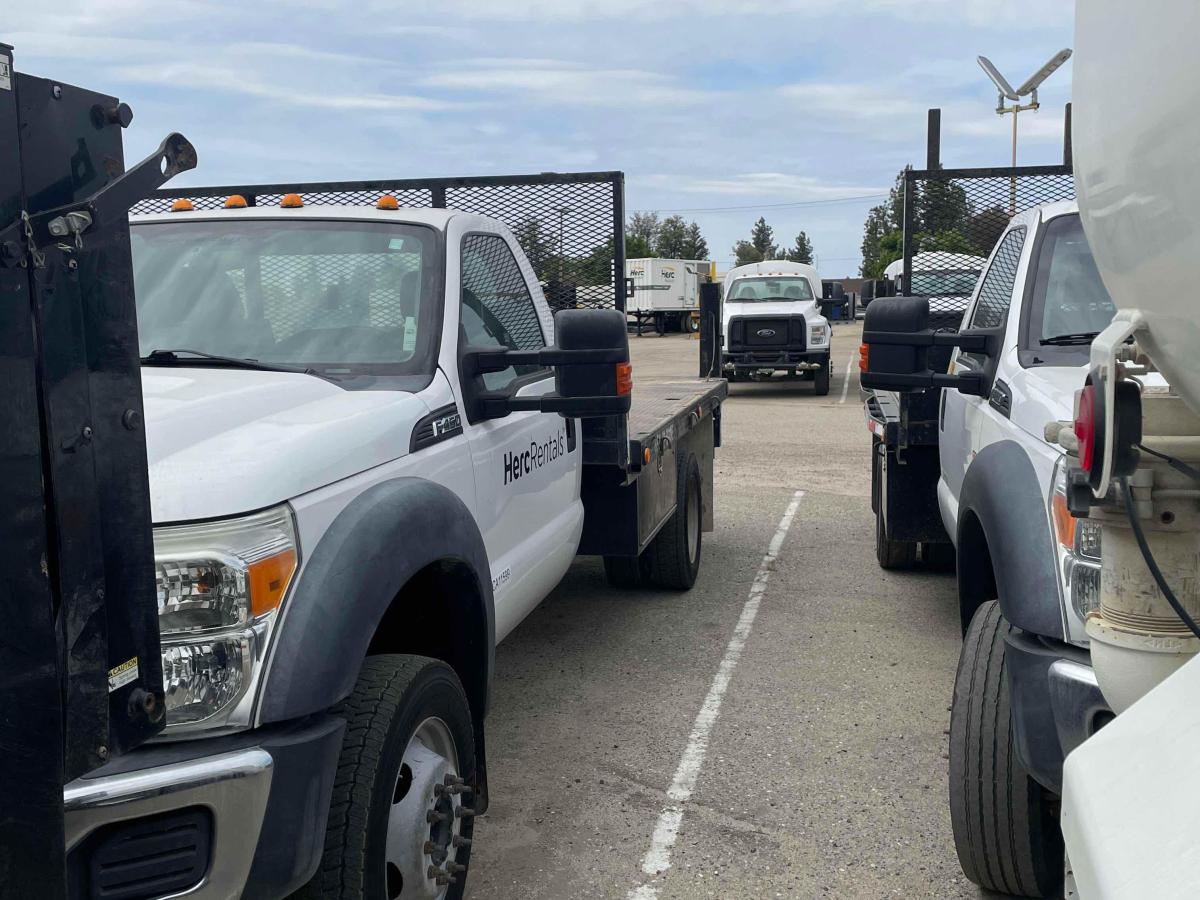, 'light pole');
977,49,1072,210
